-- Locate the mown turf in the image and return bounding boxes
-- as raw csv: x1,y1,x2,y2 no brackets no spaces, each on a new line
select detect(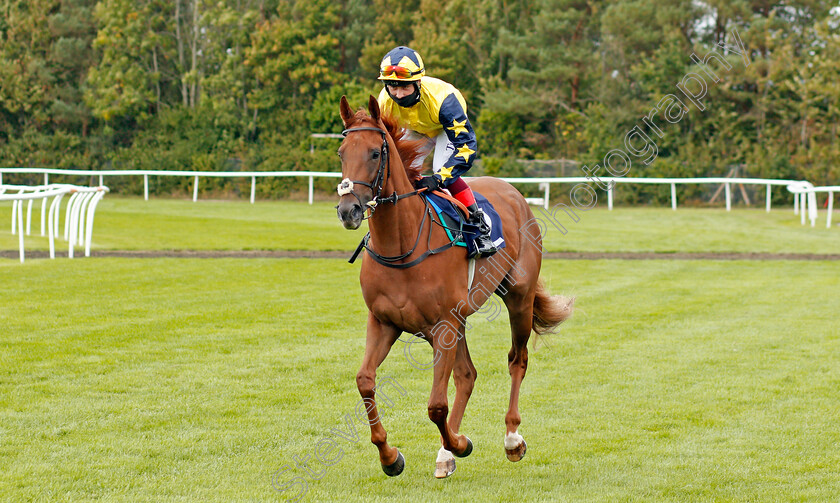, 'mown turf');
2,258,838,502
2,197,839,254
